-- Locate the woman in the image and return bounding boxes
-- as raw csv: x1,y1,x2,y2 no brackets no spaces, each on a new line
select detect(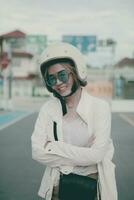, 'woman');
31,42,118,200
